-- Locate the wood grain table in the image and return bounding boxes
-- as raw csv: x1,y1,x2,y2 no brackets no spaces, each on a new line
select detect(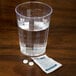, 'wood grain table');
0,0,76,76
